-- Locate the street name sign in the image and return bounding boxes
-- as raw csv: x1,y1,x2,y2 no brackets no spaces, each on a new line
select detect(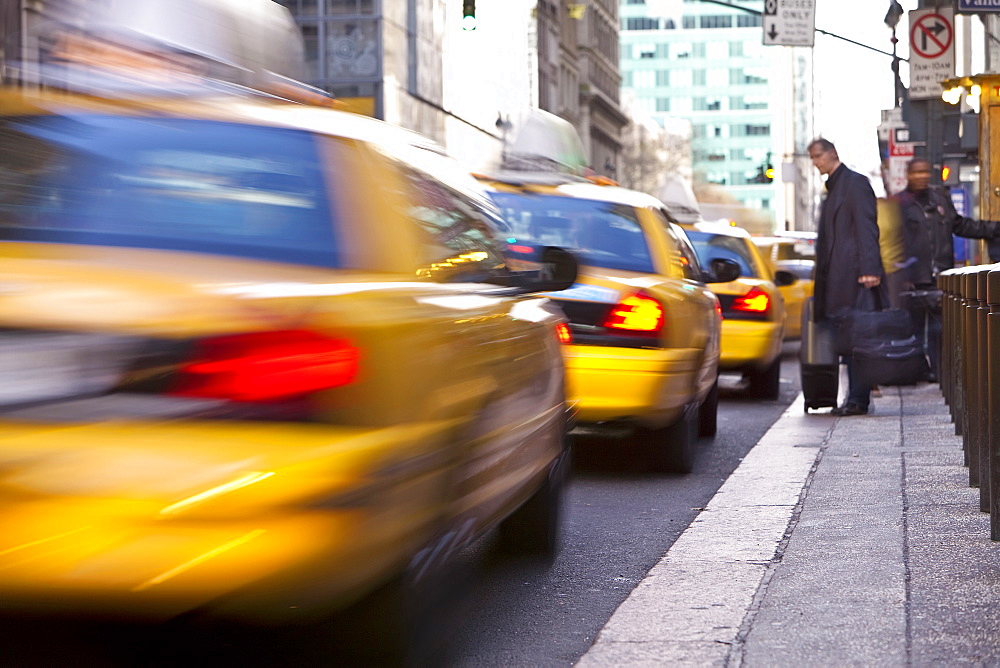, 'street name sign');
908,7,955,100
957,0,1000,13
762,0,816,47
